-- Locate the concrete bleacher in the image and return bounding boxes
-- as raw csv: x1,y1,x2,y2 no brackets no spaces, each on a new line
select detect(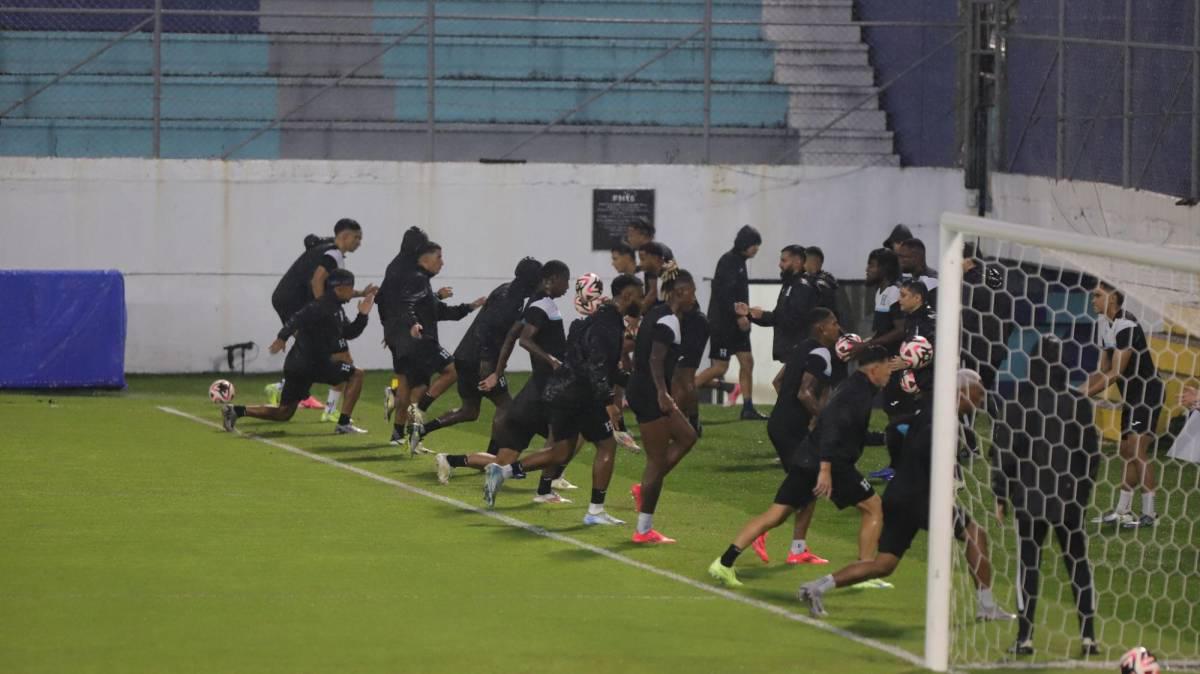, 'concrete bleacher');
0,0,897,162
